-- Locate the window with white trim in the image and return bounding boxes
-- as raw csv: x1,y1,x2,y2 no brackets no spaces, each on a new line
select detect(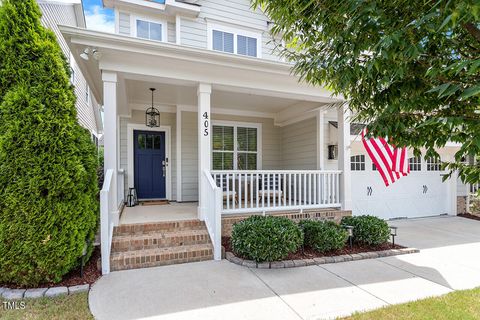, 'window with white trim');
372,163,378,171
351,155,365,171
210,25,260,58
136,19,163,41
212,30,234,53
427,157,442,171
409,156,422,171
212,125,258,170
237,35,257,57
